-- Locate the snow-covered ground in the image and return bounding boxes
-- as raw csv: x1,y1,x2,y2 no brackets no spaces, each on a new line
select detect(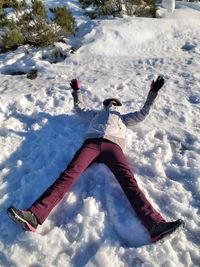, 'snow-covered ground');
0,1,200,266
